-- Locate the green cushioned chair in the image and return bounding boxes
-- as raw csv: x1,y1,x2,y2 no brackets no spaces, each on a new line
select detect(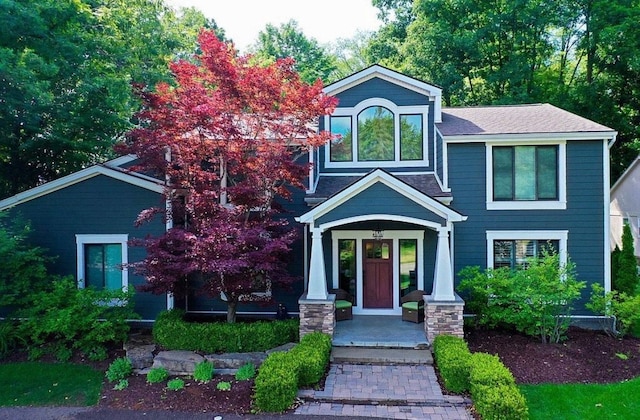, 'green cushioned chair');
401,290,425,323
330,288,353,321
